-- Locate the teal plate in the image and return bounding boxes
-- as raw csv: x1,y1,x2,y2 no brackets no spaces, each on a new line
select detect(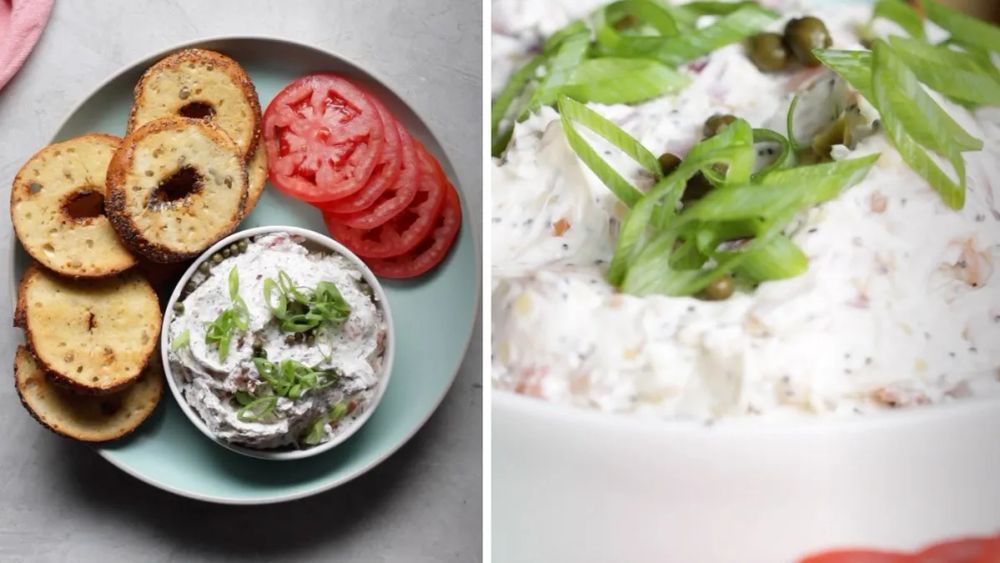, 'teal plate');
11,37,479,504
